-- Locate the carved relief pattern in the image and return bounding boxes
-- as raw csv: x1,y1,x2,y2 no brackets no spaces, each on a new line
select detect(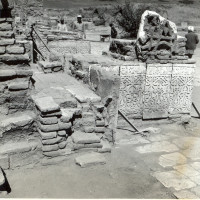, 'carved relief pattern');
119,64,146,118
169,64,195,114
48,41,91,55
143,64,172,119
